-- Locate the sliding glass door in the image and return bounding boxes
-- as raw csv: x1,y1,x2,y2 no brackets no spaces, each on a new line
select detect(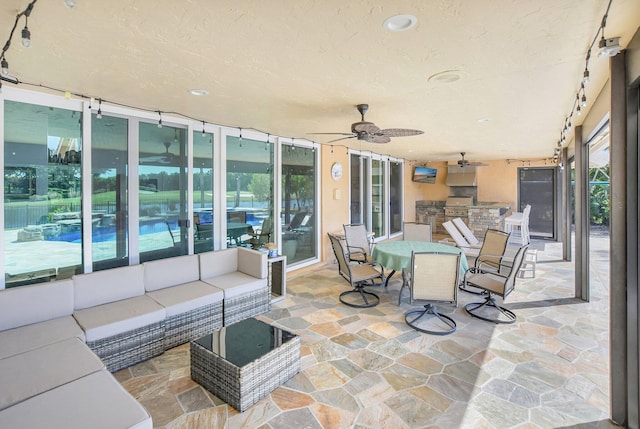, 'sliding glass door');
3,100,83,286
91,114,129,270
281,143,317,264
193,131,214,253
138,122,188,262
